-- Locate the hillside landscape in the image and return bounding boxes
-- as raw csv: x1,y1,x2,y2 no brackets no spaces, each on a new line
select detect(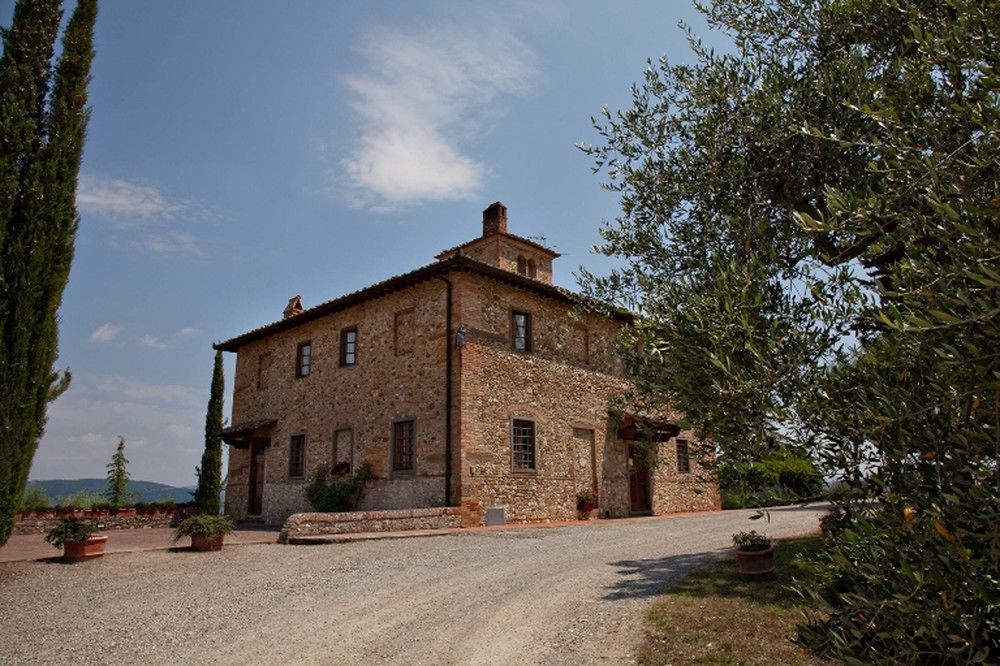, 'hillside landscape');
26,479,196,505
